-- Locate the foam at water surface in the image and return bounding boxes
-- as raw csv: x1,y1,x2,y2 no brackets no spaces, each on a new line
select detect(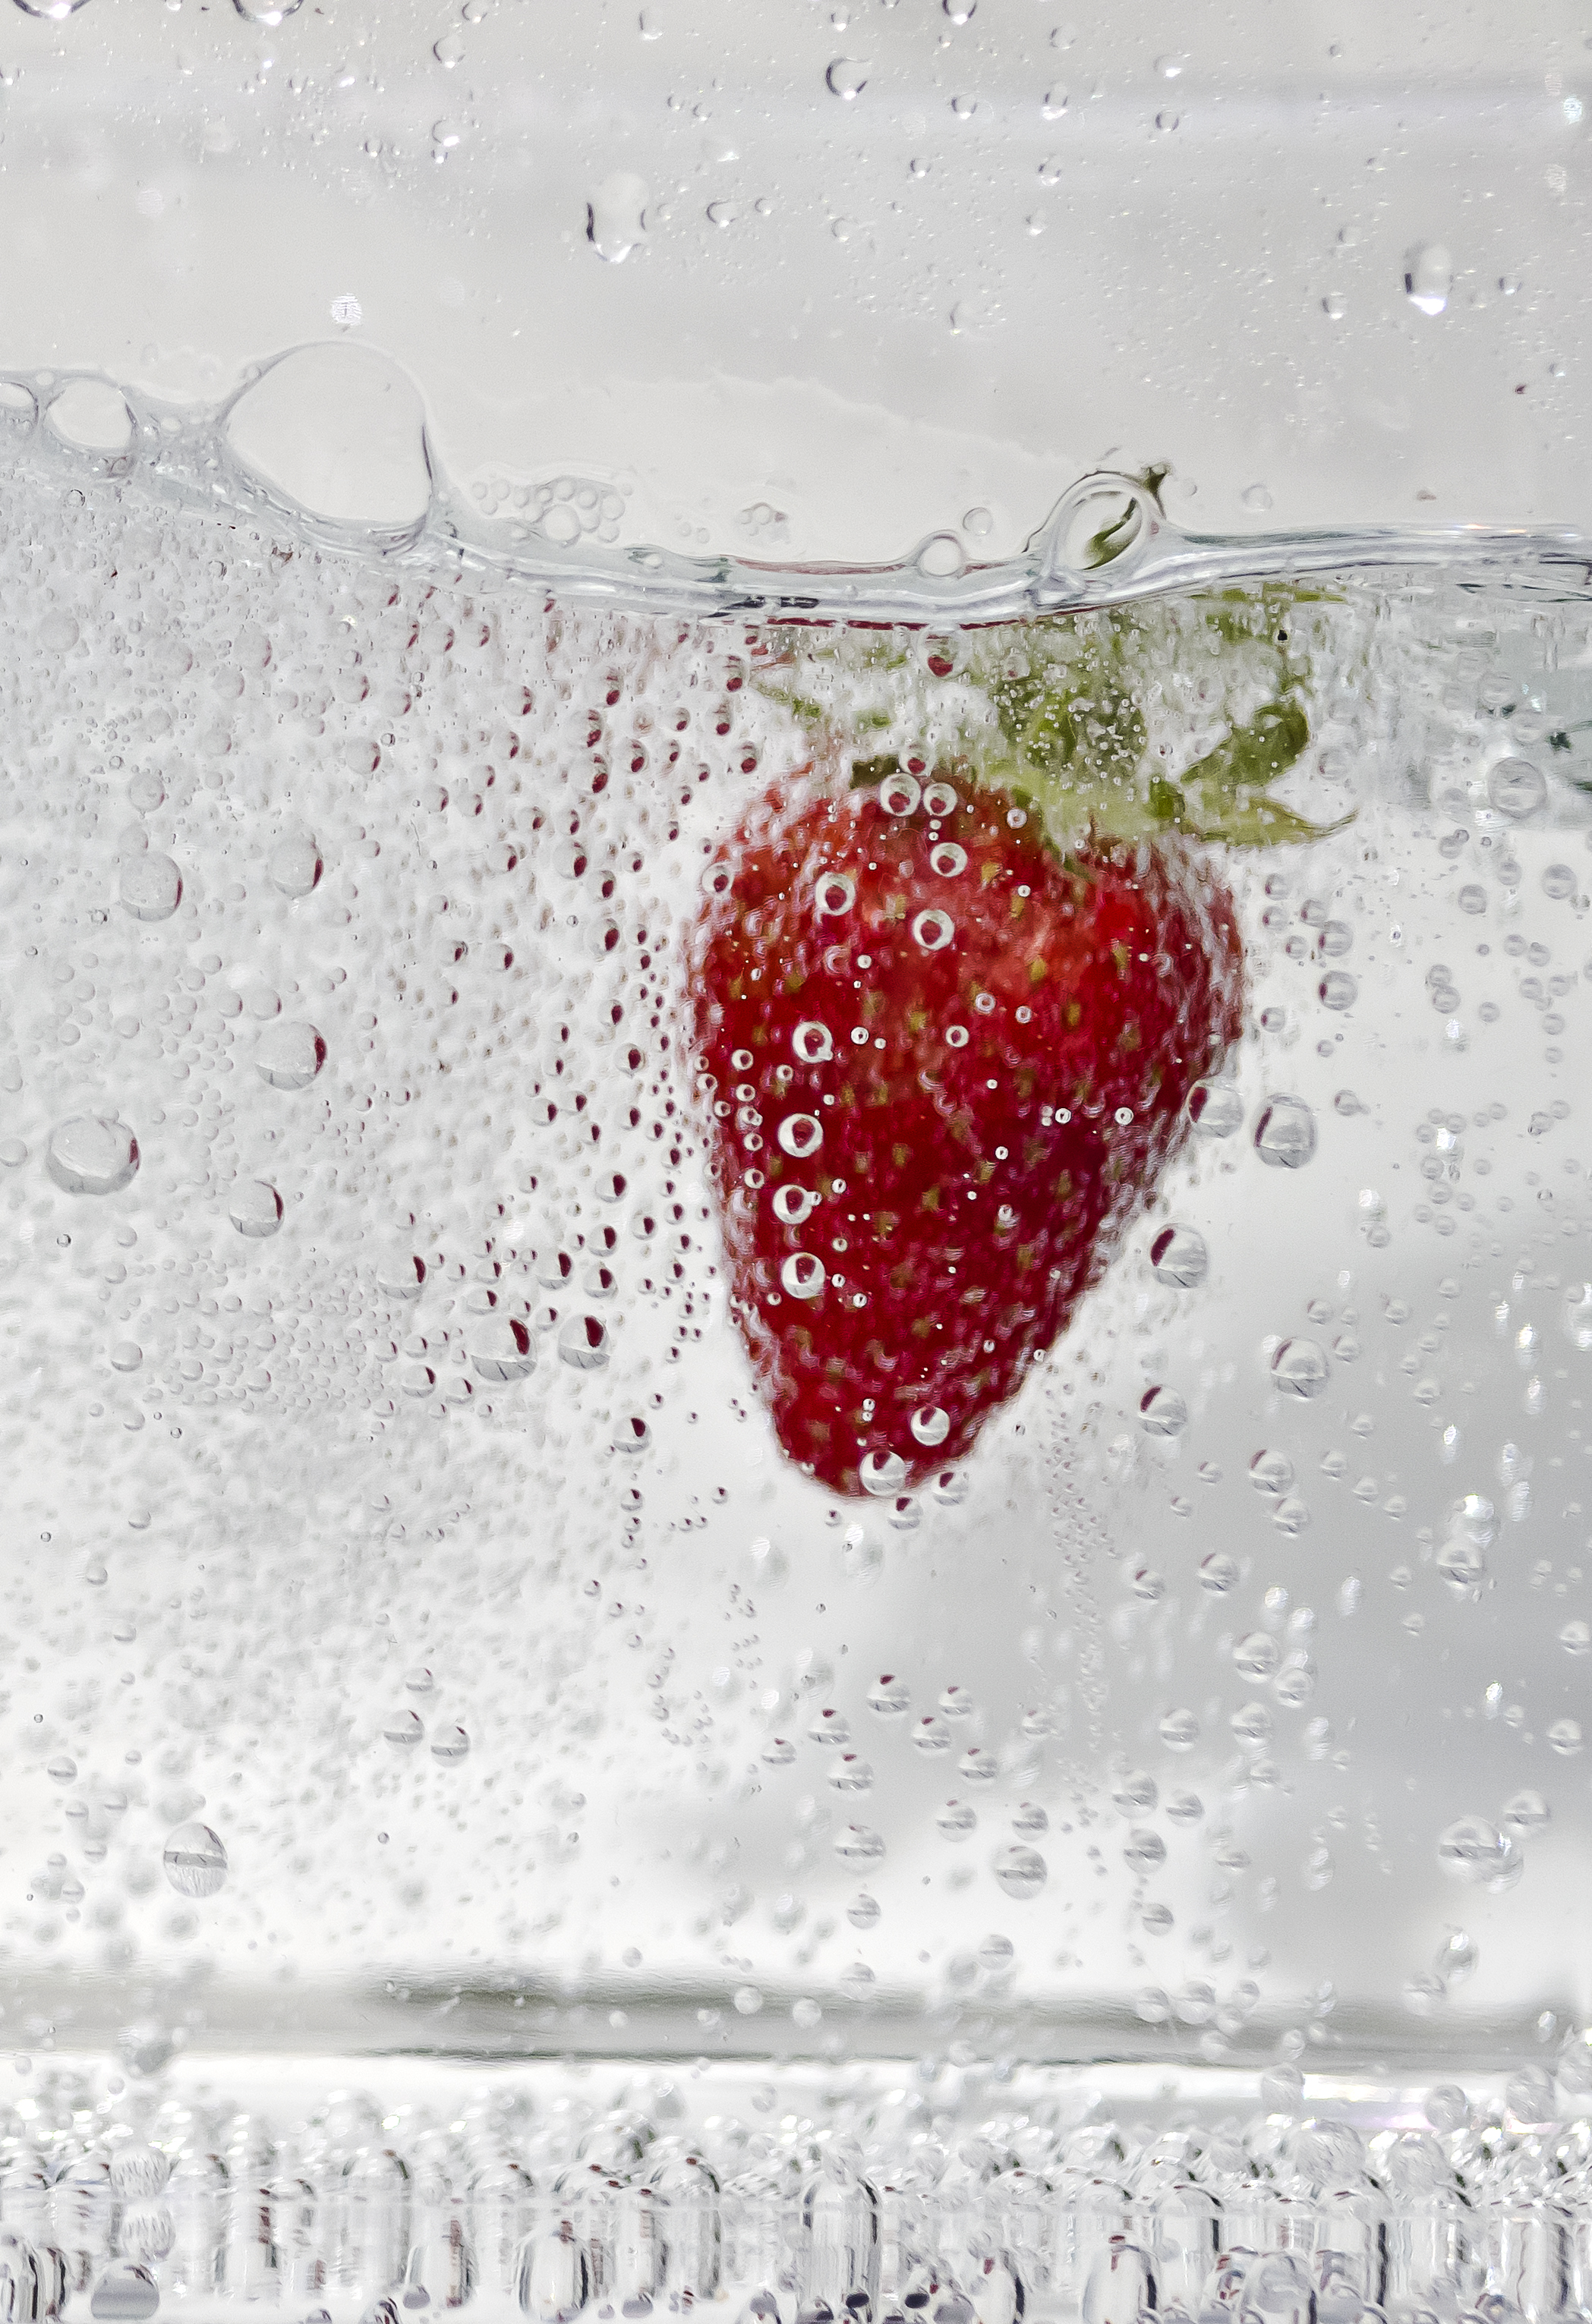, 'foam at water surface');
2,433,1592,2086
